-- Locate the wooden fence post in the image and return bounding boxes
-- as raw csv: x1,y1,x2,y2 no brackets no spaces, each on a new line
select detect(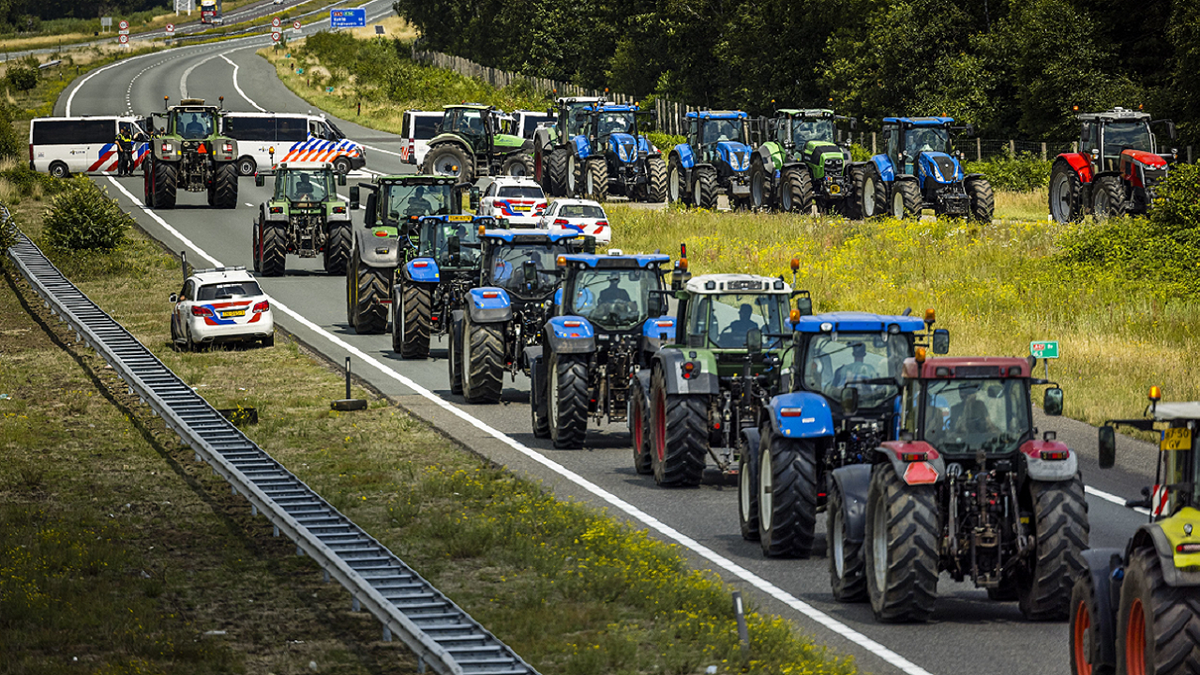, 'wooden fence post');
1041,142,1047,161
976,137,982,162
871,132,876,155
1009,139,1015,156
